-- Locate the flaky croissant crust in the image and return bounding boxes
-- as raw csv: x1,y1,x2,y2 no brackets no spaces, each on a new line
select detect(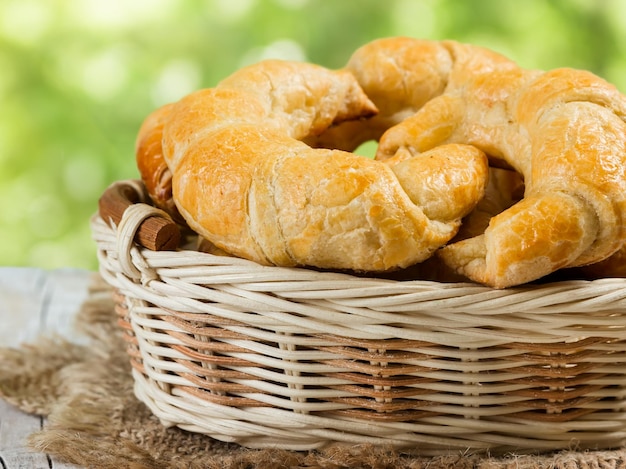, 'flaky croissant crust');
329,37,626,287
135,37,626,288
158,60,488,272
